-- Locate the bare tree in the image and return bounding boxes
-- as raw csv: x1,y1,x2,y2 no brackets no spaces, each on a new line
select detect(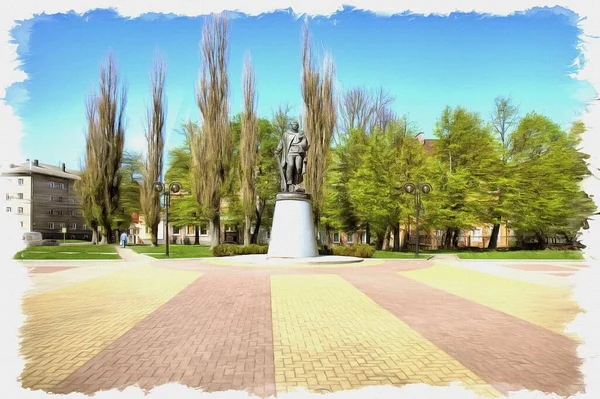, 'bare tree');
301,24,337,228
140,55,167,246
339,86,395,135
492,95,519,162
272,103,293,137
239,54,258,245
78,53,126,244
192,14,232,248
488,95,519,249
